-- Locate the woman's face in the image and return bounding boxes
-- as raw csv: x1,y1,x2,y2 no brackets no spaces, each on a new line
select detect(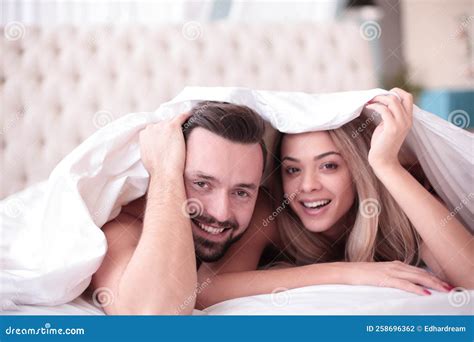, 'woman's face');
280,131,356,238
